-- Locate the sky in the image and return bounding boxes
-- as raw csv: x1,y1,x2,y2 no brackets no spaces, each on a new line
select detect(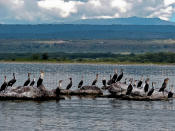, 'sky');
0,0,175,24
